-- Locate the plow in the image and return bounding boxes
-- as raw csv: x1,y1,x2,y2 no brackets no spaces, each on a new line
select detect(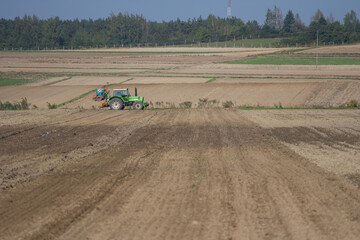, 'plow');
92,87,149,110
